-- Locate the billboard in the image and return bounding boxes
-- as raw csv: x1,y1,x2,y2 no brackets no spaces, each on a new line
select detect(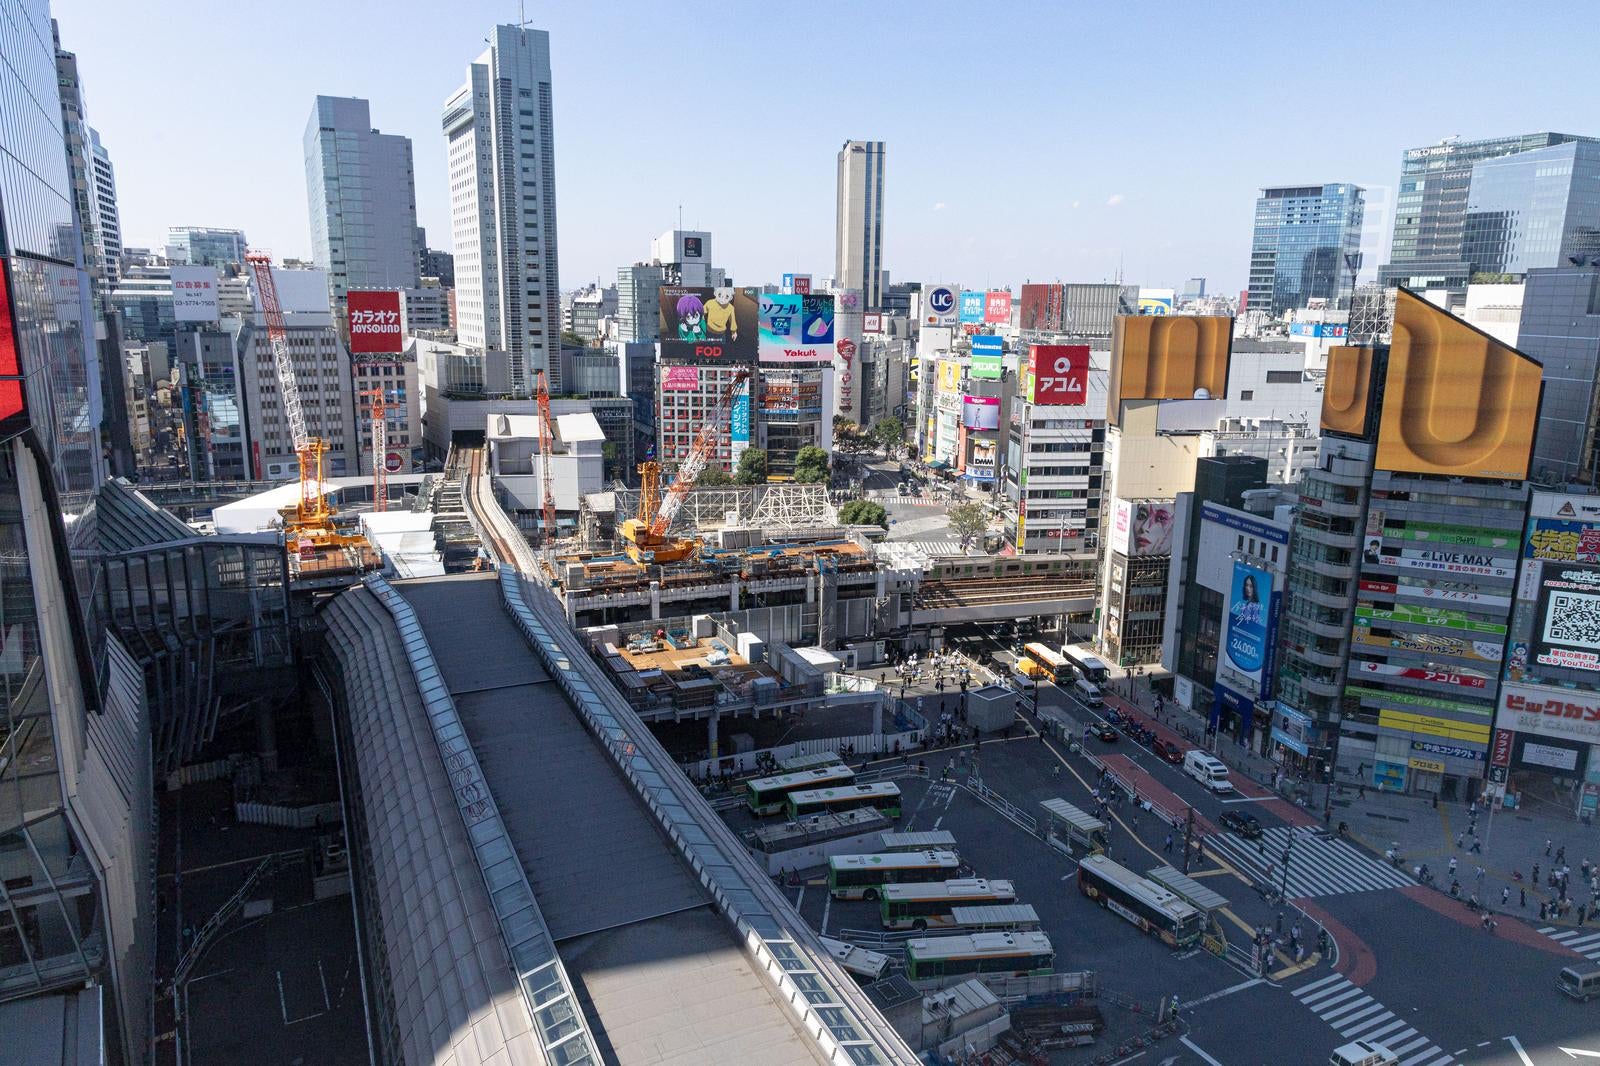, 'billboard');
659,285,759,361
967,439,997,480
1366,545,1517,579
759,293,834,362
731,390,750,445
984,290,1013,324
1222,561,1273,692
1321,345,1374,438
924,284,958,327
1533,563,1600,673
958,291,986,324
347,289,405,354
1027,344,1088,406
1375,287,1542,480
1497,681,1600,747
1111,498,1133,556
1130,501,1176,556
1137,288,1174,315
662,365,700,390
1019,283,1065,332
781,273,813,295
862,312,882,333
961,395,1000,431
1108,315,1232,425
172,265,220,321
970,335,1003,379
